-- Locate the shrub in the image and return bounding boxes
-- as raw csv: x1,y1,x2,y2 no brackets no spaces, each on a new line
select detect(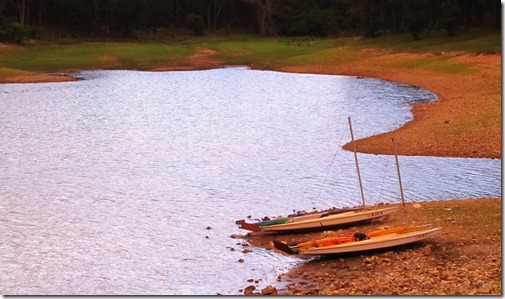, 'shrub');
0,22,26,44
